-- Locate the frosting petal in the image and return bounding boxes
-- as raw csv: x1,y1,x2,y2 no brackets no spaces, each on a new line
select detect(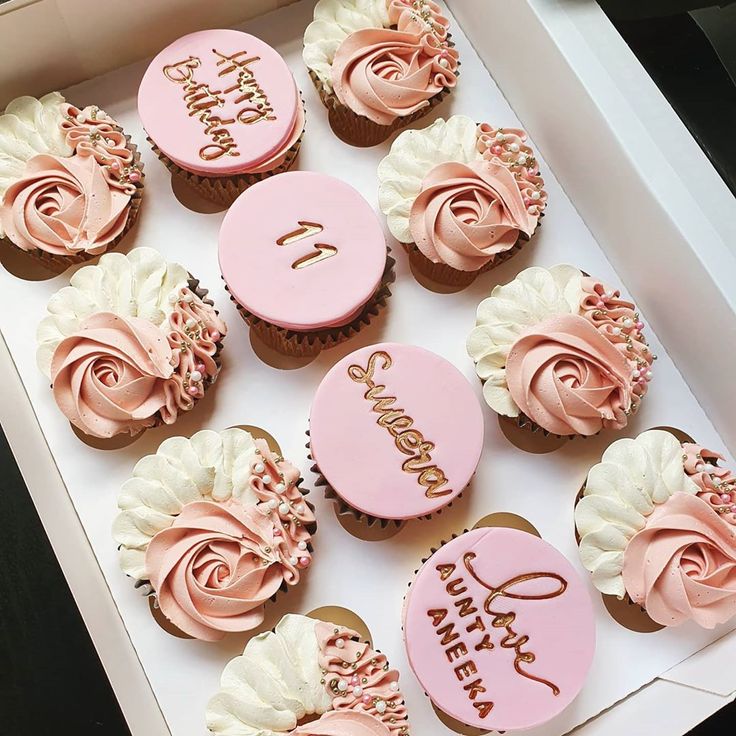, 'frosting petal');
622,492,736,628
291,711,392,736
